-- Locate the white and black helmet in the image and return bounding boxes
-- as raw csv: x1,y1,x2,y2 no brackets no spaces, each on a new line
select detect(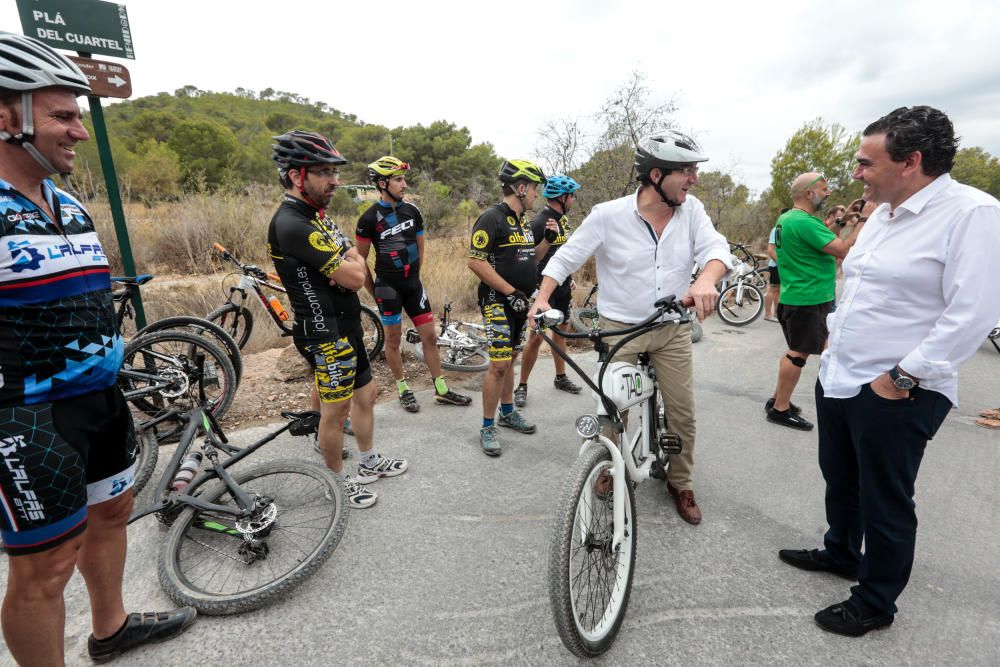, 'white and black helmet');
634,131,708,176
0,31,91,94
0,31,91,175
